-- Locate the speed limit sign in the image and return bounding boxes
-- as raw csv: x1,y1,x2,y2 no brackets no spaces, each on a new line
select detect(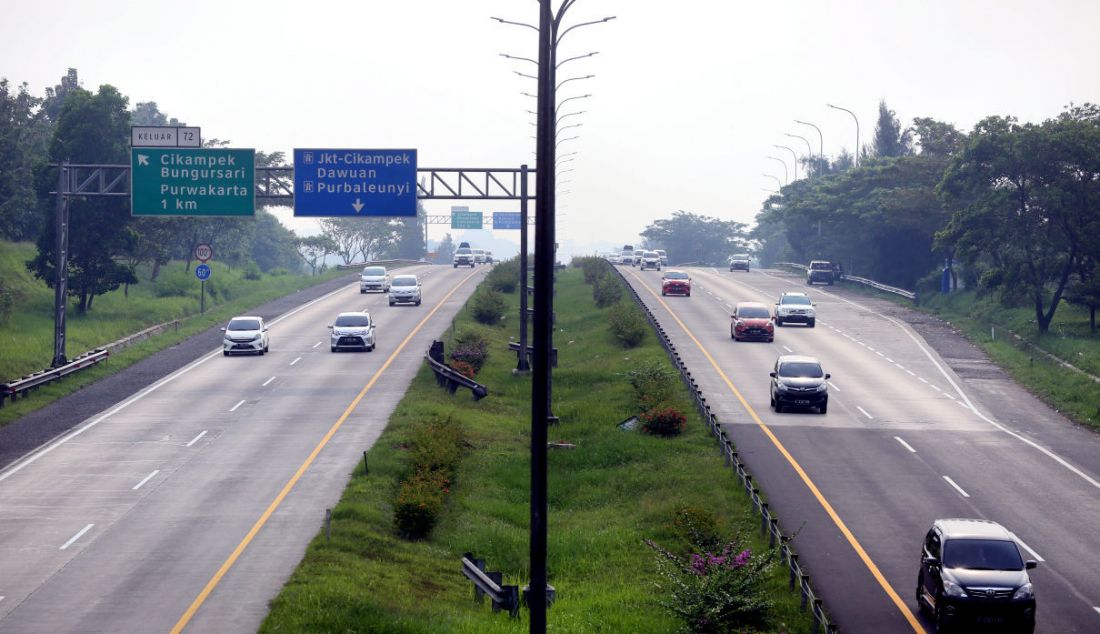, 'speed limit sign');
193,243,213,262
